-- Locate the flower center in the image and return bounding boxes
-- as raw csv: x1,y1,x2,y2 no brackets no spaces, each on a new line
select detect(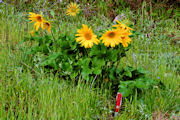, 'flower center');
108,32,115,38
71,7,76,12
84,33,92,40
37,16,42,22
121,36,125,39
45,22,50,27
